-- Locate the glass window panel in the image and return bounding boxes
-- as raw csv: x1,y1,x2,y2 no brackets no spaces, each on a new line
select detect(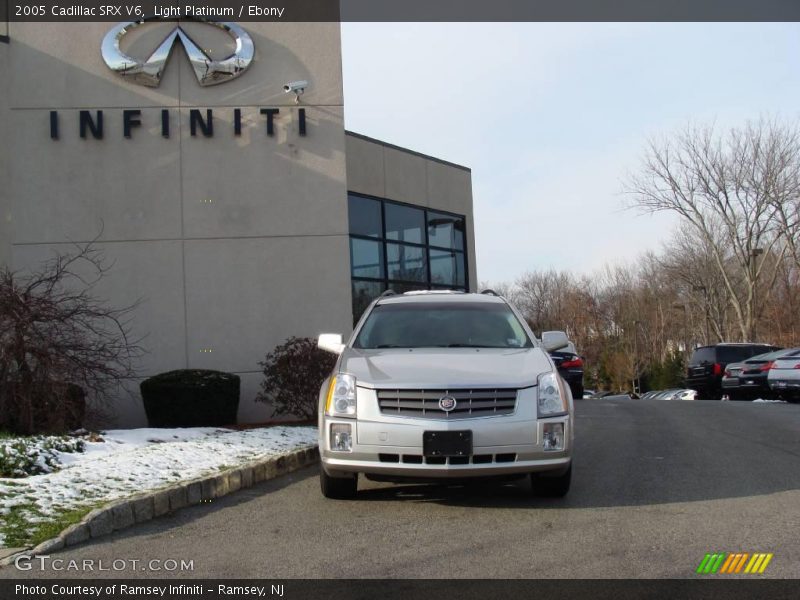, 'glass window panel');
348,194,382,238
387,282,428,295
352,280,384,324
385,203,425,244
427,211,465,250
350,238,384,279
430,249,465,287
386,243,427,282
